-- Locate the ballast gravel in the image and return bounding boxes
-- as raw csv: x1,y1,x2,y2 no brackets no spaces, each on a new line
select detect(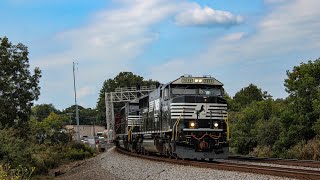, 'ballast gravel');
100,147,292,180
